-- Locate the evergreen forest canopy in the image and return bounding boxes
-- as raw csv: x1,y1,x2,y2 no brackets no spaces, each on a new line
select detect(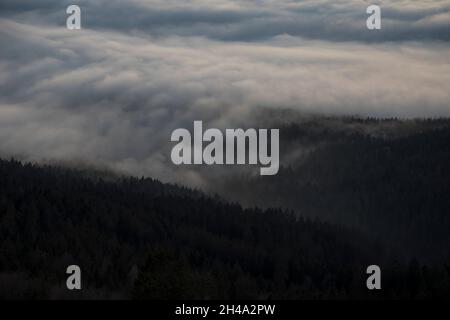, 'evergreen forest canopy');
1,117,450,299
